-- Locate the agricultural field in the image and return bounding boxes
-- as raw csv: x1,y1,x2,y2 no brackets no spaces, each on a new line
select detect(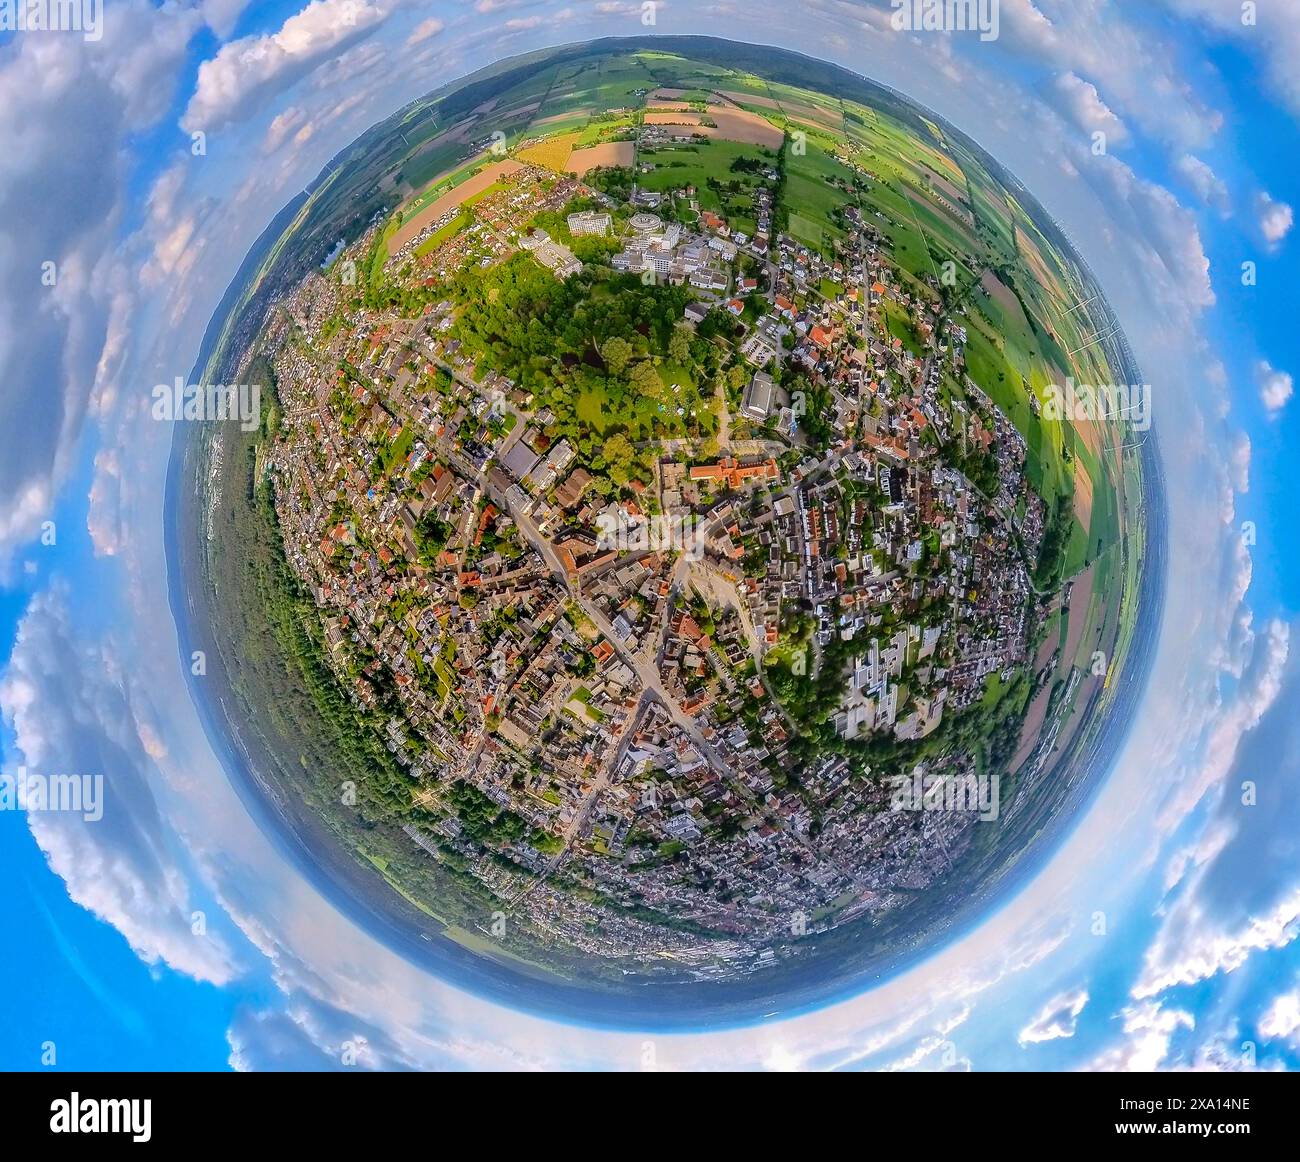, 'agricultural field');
365,43,1132,592
414,211,471,258
783,131,859,252
566,140,635,177
519,131,585,172
389,160,524,253
645,107,785,148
